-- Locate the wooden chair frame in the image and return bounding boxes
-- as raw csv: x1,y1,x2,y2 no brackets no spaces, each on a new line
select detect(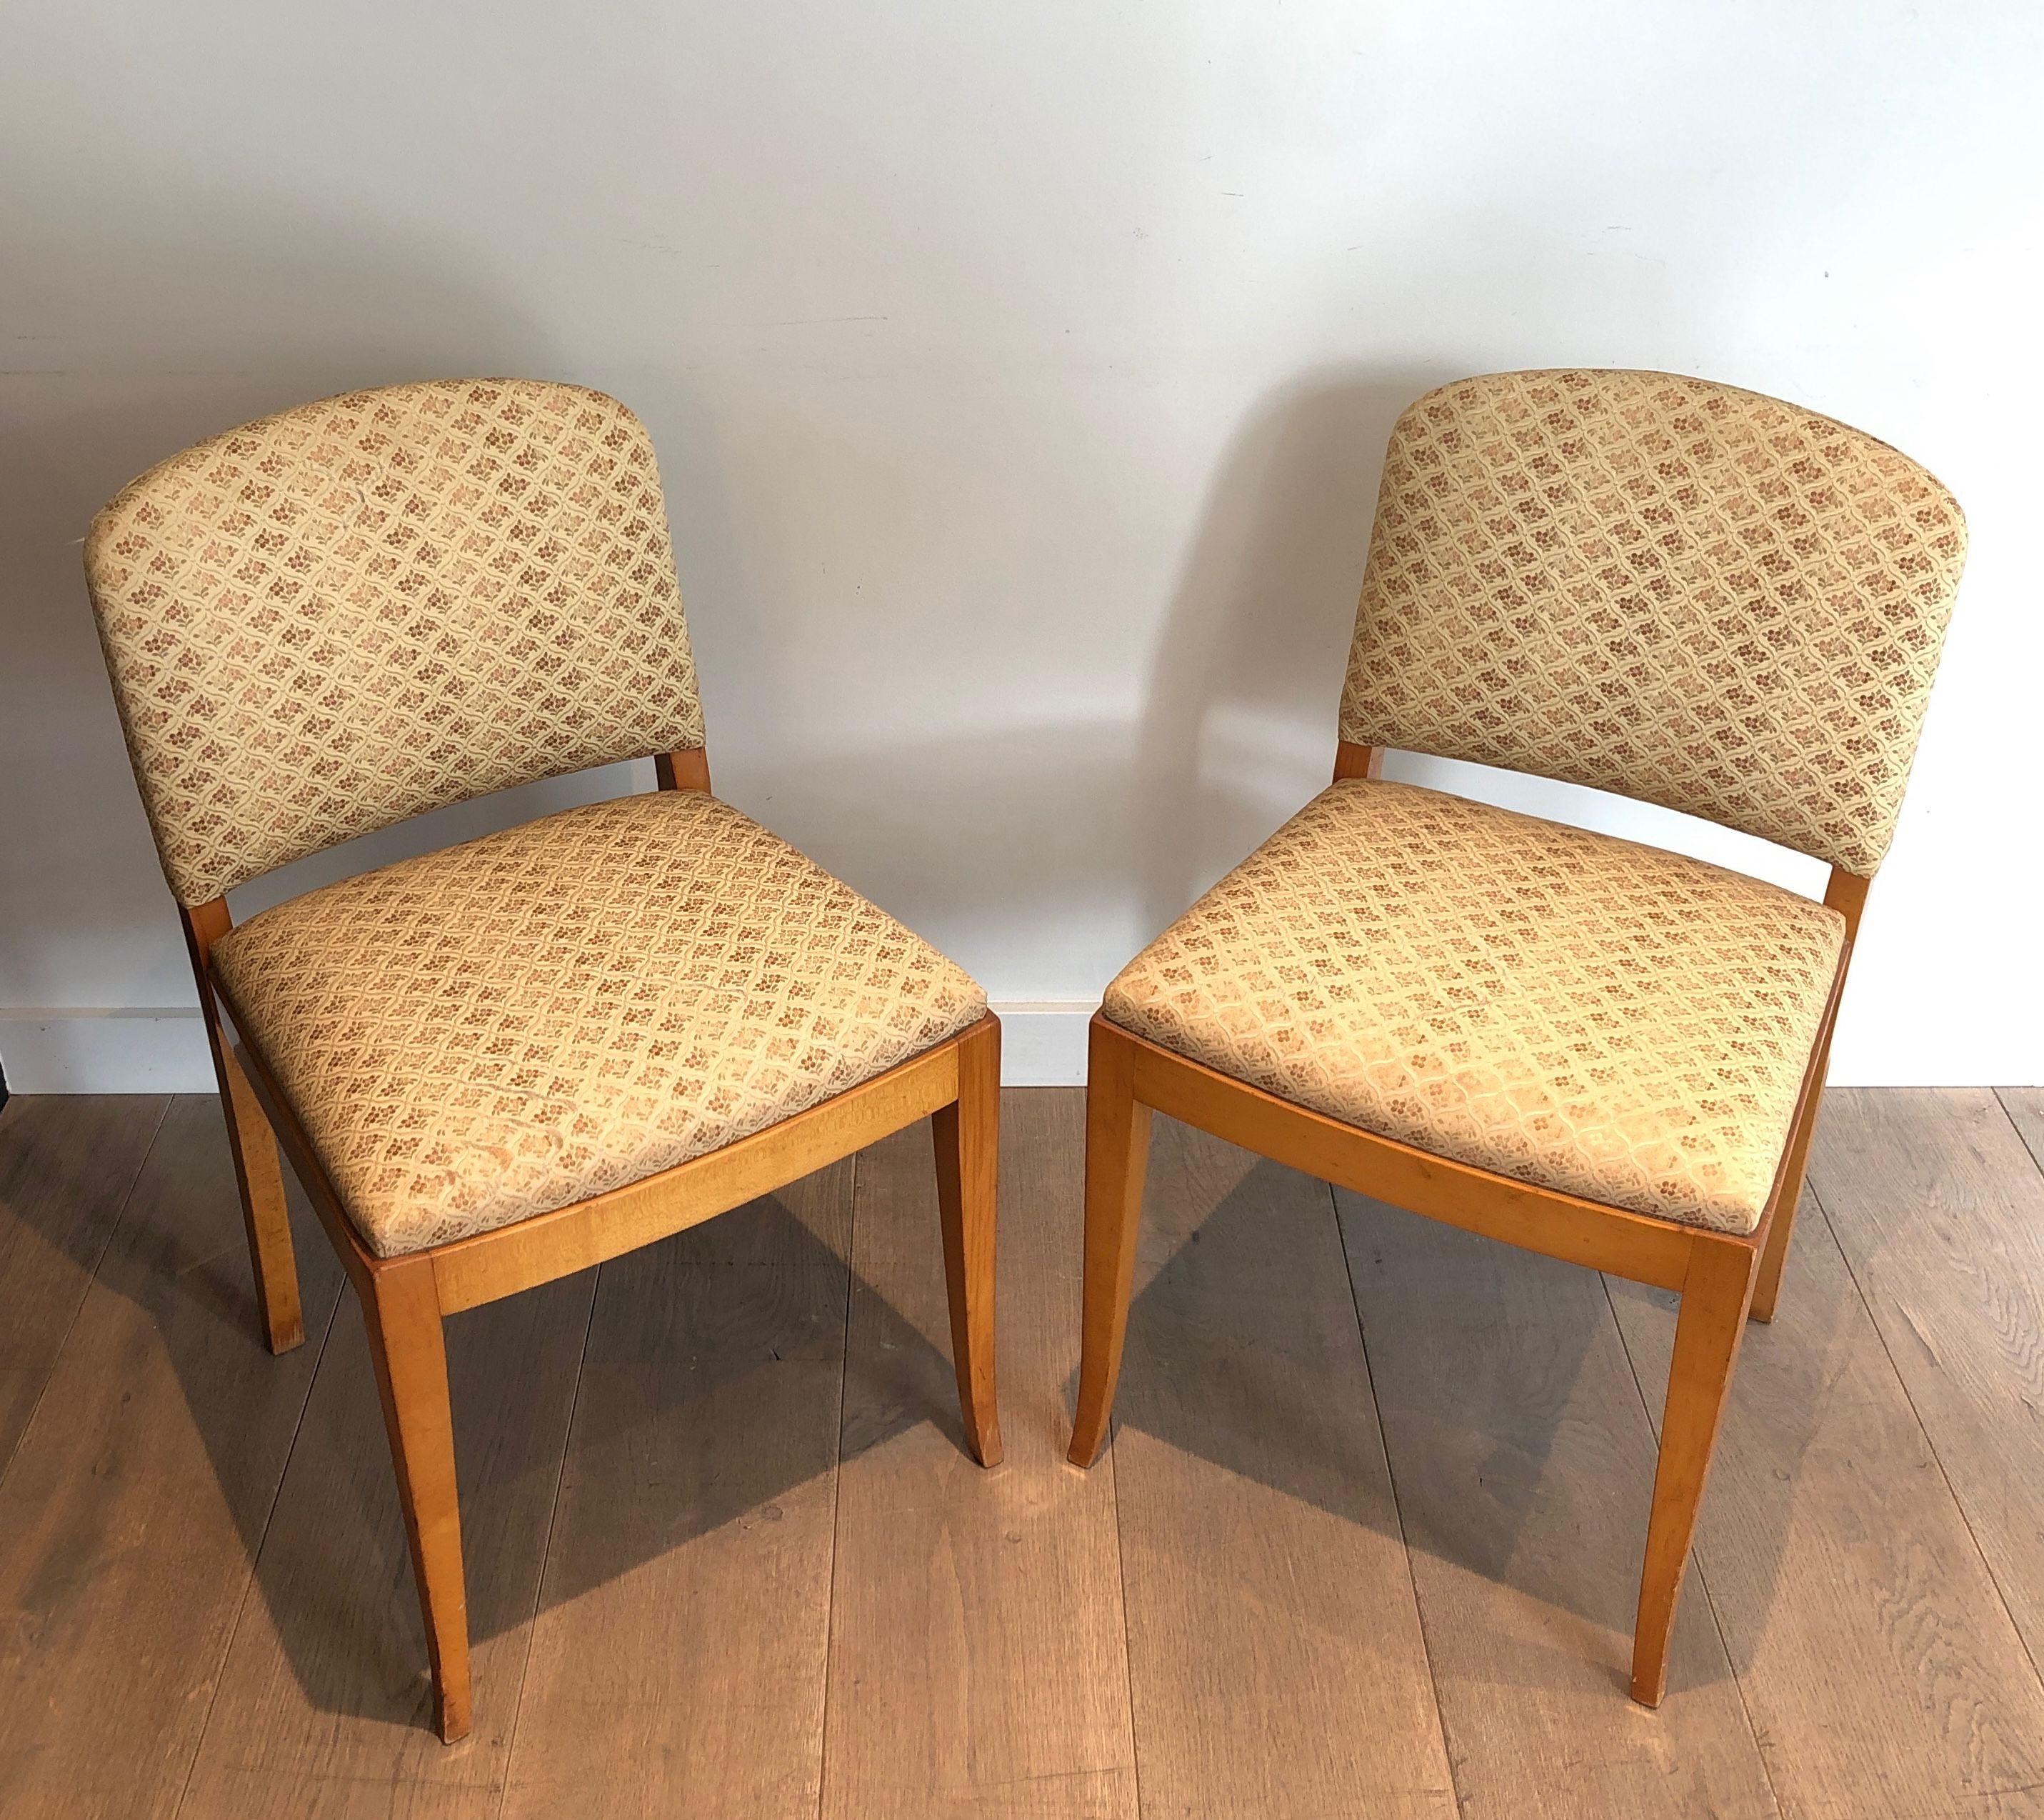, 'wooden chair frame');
1068,739,1866,1706
183,745,1003,1743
